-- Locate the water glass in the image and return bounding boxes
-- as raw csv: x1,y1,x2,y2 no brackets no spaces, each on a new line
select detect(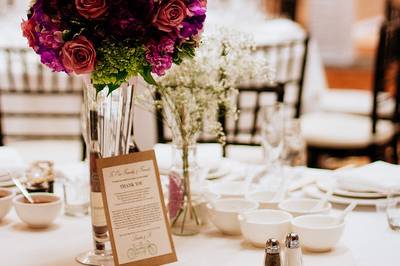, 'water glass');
63,177,90,217
281,119,307,167
387,194,400,231
260,103,285,166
